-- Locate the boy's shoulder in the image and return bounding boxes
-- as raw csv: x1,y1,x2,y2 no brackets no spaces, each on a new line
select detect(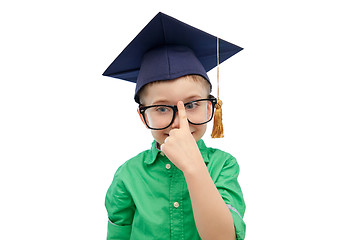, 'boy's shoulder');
201,144,240,178
198,140,237,163
113,142,158,176
206,146,236,158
